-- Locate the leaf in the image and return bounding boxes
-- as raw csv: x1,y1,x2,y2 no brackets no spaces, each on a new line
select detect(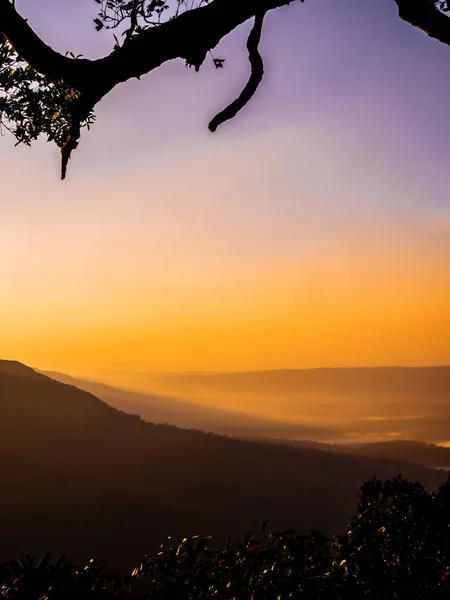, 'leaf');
196,537,212,554
244,531,253,546
55,555,67,570
37,553,52,573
